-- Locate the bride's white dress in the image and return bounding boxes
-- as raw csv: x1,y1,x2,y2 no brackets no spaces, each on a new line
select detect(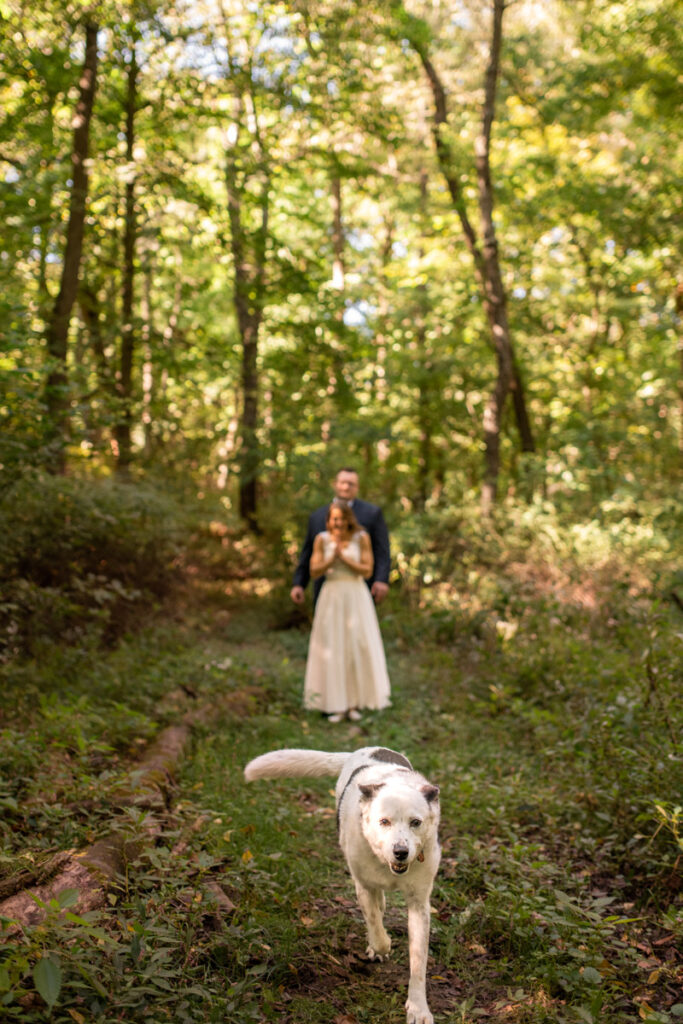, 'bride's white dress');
303,531,391,714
